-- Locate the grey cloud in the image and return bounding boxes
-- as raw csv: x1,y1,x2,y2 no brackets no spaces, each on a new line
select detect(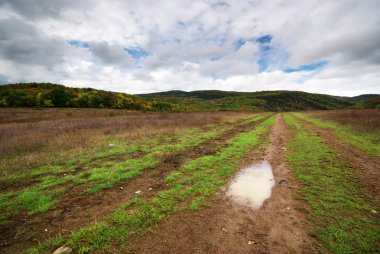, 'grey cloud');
0,18,67,68
91,42,134,67
0,0,90,19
